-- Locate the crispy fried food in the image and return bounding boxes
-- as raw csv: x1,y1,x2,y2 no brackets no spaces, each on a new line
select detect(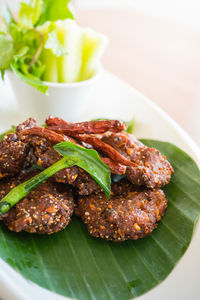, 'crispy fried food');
0,117,172,239
35,144,101,195
102,132,174,188
16,118,37,133
0,171,74,234
71,168,101,195
19,127,71,144
67,134,137,168
0,123,100,195
0,118,37,178
0,117,173,200
20,126,126,193
20,126,126,175
100,157,126,175
46,116,127,134
0,134,28,178
75,179,168,242
20,134,99,195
